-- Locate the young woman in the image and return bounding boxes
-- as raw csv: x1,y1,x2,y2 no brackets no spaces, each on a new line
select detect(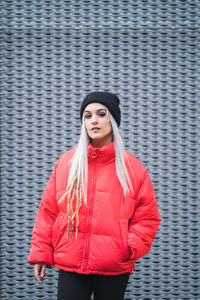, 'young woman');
27,92,161,300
